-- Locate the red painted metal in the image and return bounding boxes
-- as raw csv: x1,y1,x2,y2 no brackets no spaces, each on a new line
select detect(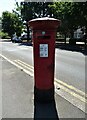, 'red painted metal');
29,17,60,90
